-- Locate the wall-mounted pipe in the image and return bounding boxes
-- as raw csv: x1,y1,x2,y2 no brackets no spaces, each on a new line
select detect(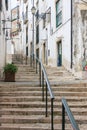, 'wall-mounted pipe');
71,0,73,69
